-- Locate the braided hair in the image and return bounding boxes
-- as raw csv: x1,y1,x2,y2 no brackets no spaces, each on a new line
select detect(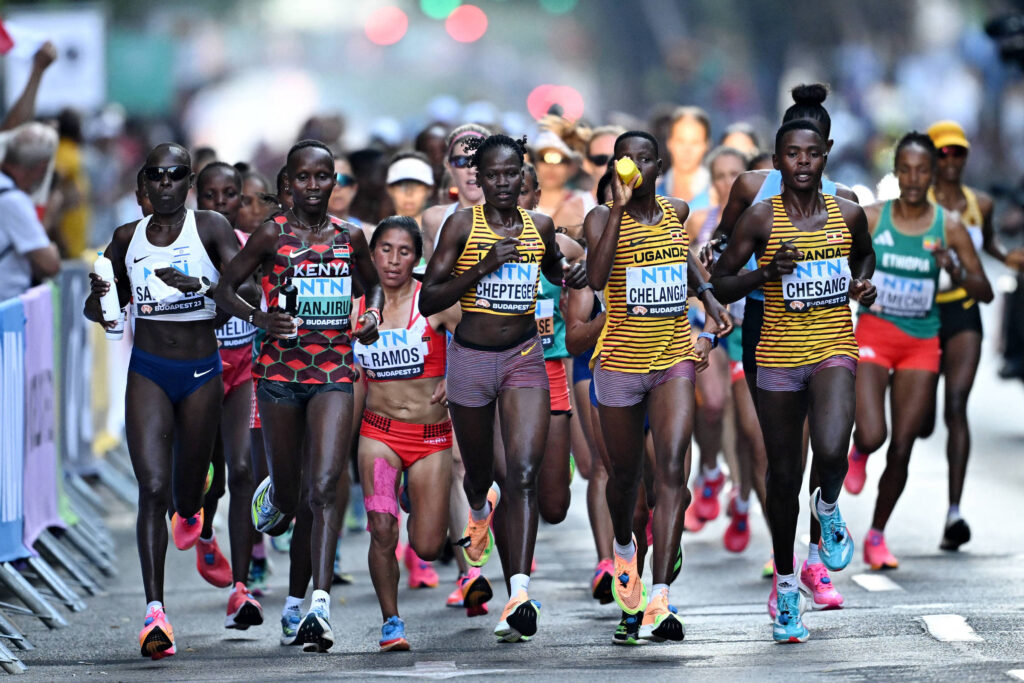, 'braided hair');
463,134,529,170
